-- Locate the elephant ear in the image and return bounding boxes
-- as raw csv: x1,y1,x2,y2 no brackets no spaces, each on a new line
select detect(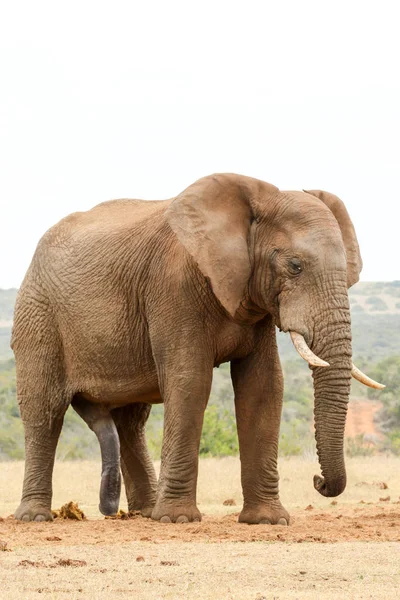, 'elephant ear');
166,173,278,317
304,189,363,288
